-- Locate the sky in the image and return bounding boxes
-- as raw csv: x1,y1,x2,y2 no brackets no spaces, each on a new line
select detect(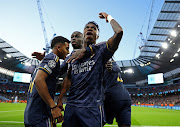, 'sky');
0,0,164,61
